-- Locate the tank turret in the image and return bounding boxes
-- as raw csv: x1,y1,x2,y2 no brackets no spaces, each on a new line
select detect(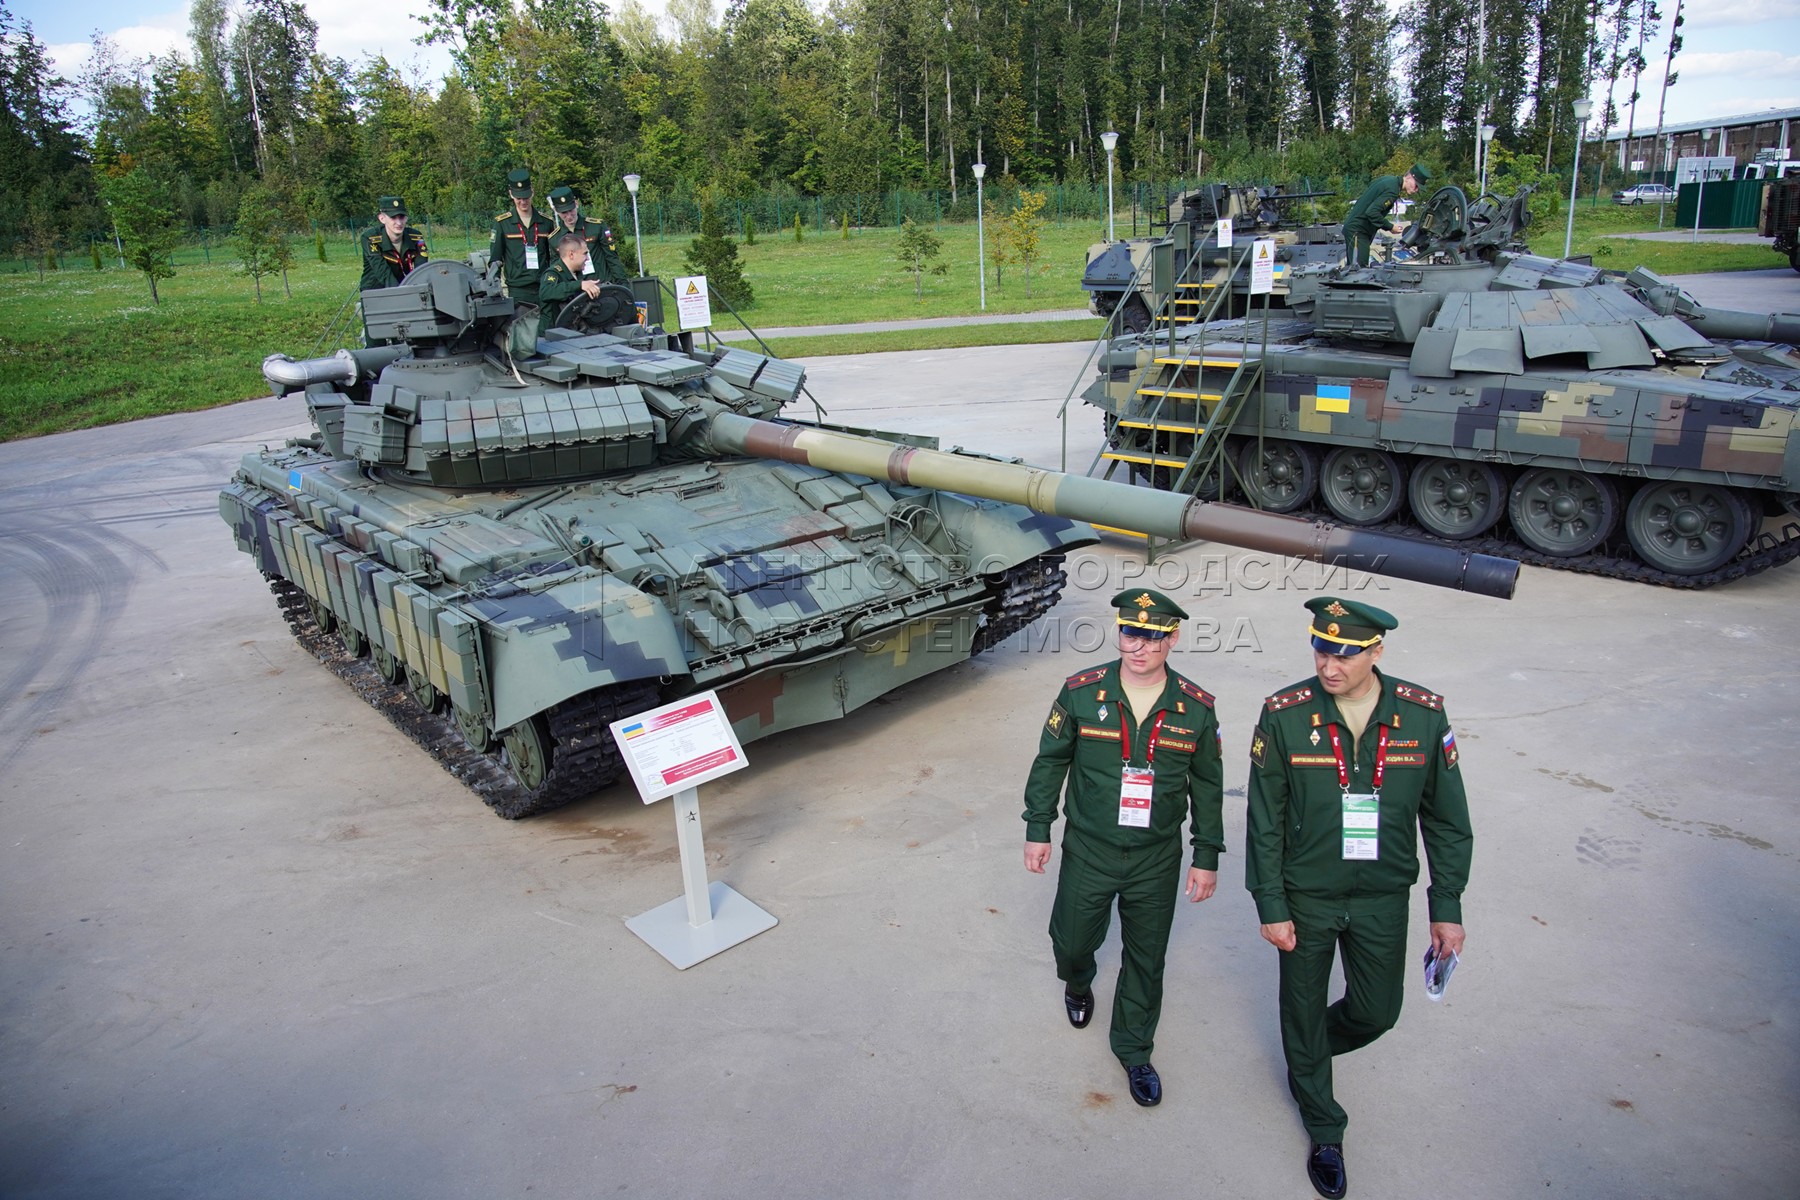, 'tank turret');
222,260,1517,818
1087,186,1800,585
